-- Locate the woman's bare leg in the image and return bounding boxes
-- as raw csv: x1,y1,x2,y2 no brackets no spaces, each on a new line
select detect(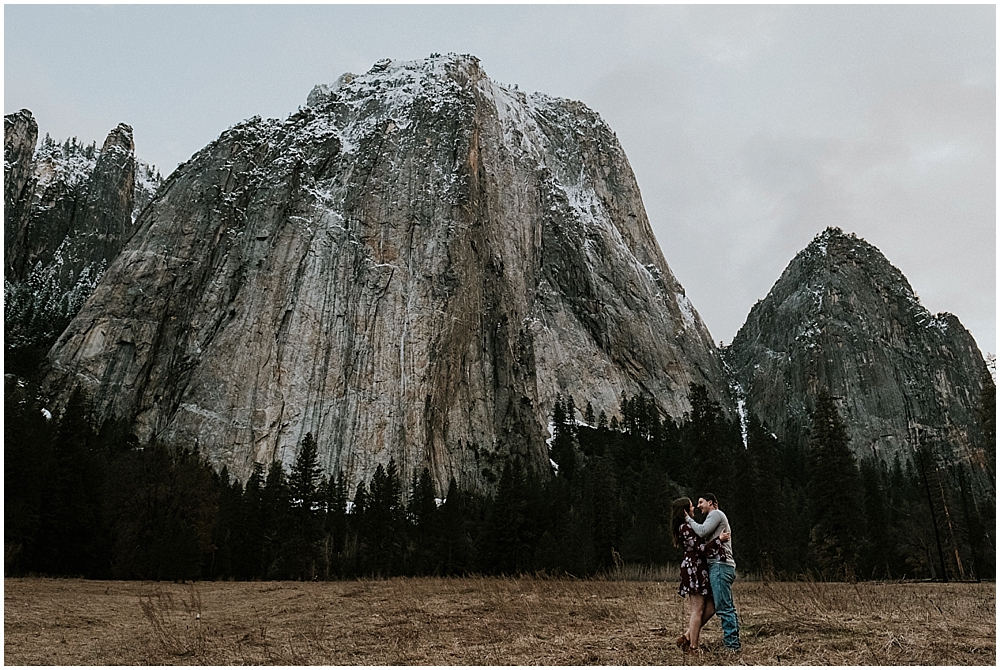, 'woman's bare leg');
701,595,716,626
686,594,706,649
